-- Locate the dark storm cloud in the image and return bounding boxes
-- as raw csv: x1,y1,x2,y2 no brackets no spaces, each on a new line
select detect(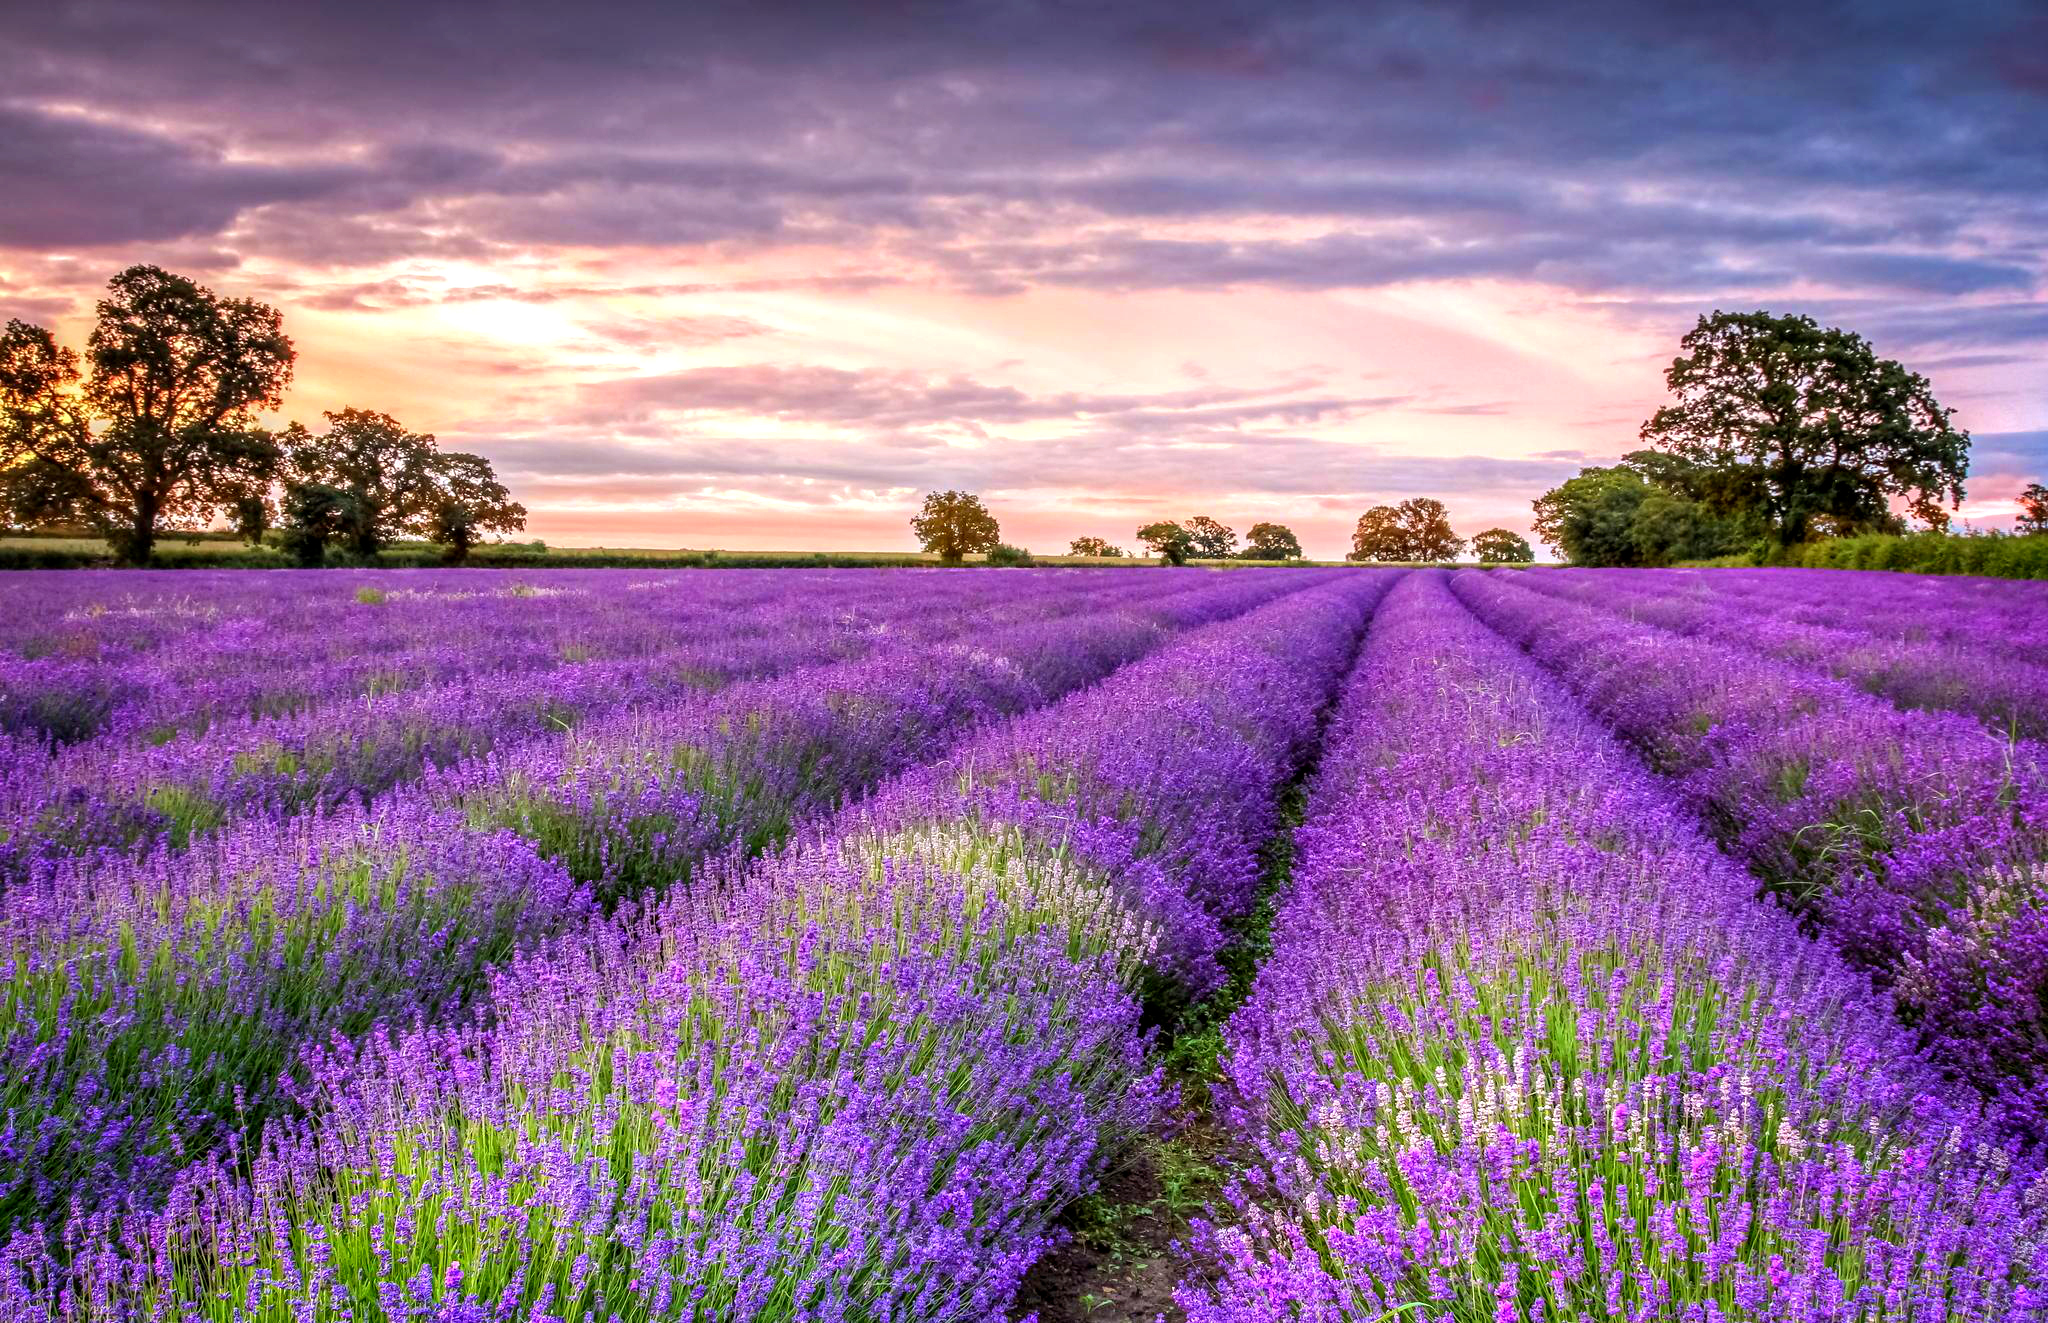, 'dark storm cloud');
1,0,2041,335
